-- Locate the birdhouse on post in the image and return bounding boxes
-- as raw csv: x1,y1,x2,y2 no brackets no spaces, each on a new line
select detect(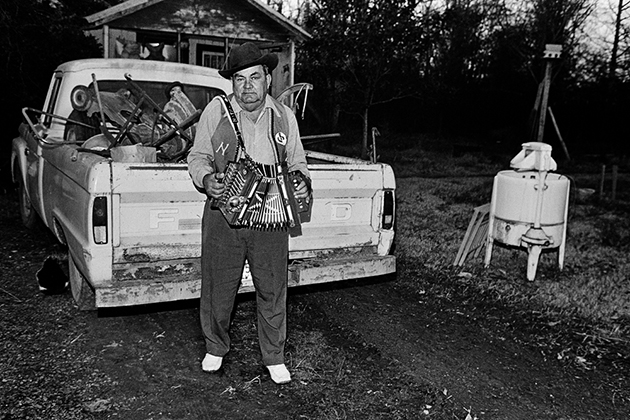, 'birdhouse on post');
543,44,562,59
